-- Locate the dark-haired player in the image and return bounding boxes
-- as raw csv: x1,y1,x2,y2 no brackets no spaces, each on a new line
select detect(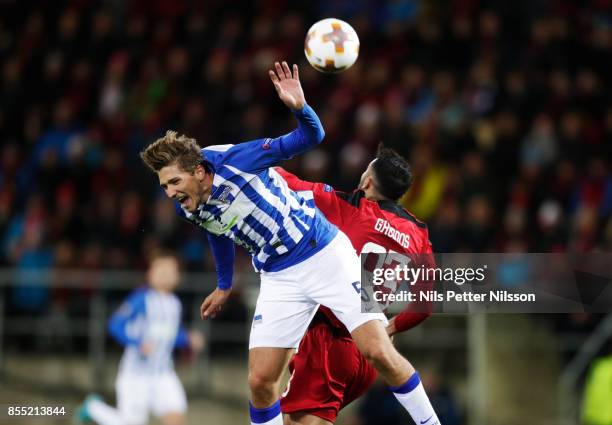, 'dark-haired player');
277,144,437,425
